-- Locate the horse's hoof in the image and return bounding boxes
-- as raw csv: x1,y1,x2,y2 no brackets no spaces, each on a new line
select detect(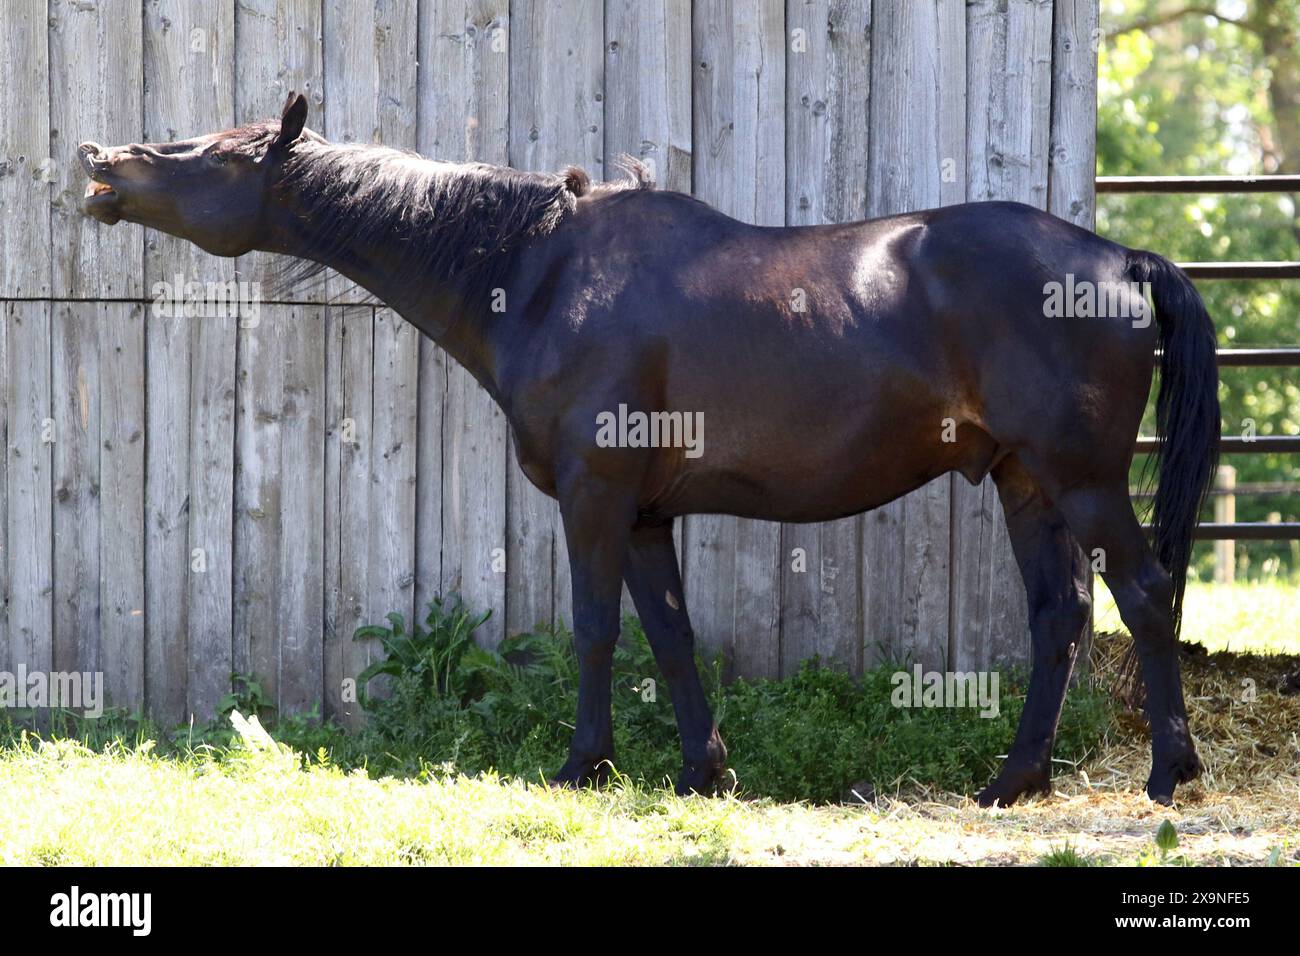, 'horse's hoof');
674,728,728,796
1146,748,1202,805
548,755,612,790
674,763,723,796
977,766,1050,808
